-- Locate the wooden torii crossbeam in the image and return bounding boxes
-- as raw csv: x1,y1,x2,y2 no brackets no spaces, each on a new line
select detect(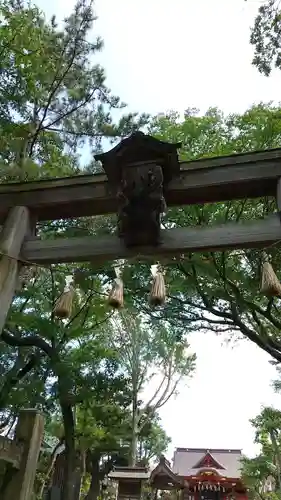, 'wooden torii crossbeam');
0,147,280,222
21,214,281,264
0,132,281,334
